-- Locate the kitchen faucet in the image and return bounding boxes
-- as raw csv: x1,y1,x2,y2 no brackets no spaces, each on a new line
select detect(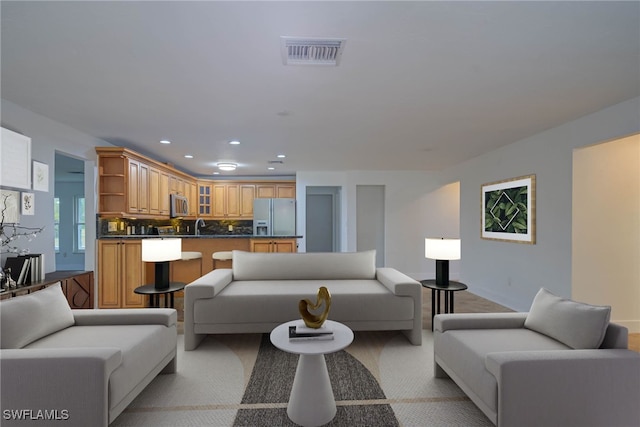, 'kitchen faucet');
195,218,206,236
